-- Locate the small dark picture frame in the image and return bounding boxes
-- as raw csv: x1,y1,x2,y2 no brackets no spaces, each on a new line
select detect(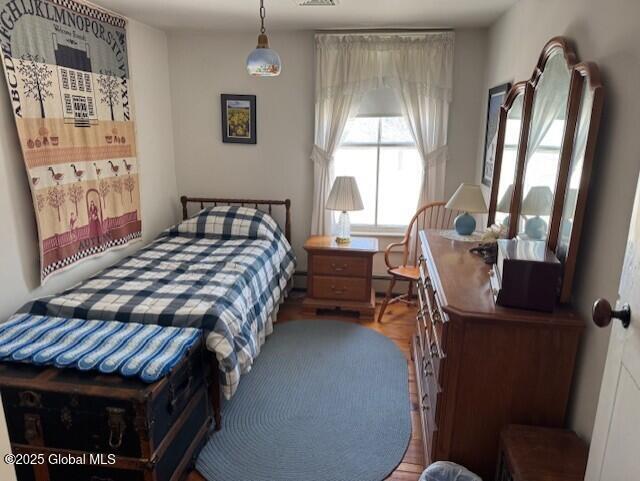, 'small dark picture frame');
221,94,257,144
482,82,511,187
